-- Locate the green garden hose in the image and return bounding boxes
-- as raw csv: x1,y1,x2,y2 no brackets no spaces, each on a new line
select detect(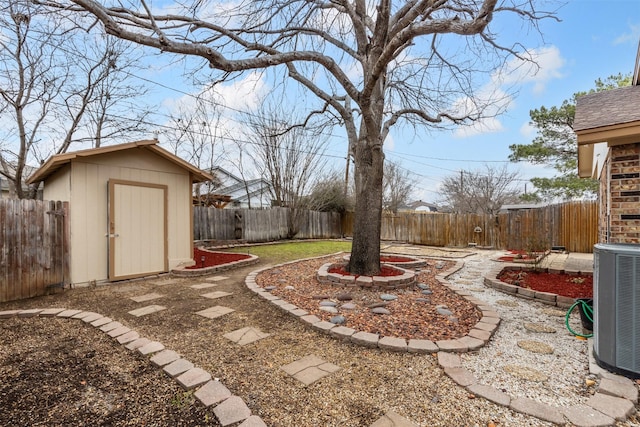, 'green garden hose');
565,299,593,338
